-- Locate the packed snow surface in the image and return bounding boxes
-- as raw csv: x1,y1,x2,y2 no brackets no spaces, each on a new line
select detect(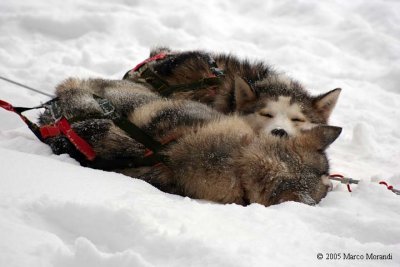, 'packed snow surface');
1,1,400,266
